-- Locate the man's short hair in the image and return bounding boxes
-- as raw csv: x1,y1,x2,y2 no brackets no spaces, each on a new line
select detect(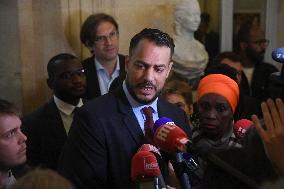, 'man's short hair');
0,99,21,117
47,53,78,79
212,51,242,65
80,13,119,46
129,28,175,59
